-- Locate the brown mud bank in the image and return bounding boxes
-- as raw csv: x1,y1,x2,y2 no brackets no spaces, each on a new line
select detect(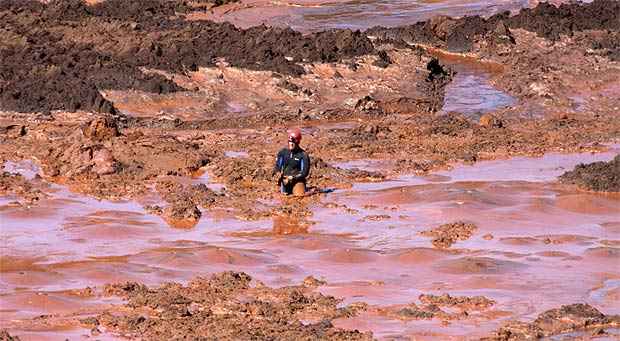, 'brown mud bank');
0,0,375,114
1,0,619,115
